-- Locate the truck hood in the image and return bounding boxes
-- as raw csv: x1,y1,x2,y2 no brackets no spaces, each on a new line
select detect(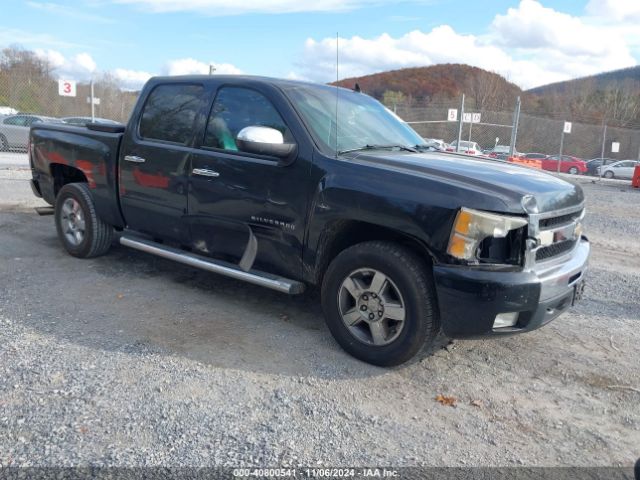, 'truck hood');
348,151,584,214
